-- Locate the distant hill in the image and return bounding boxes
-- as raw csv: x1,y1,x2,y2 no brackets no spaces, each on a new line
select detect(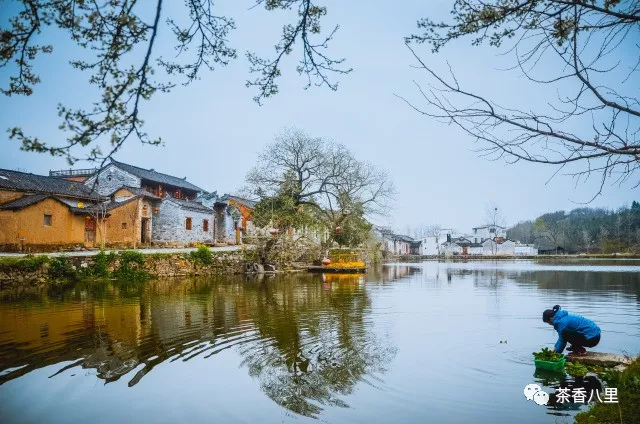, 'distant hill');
507,201,640,254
